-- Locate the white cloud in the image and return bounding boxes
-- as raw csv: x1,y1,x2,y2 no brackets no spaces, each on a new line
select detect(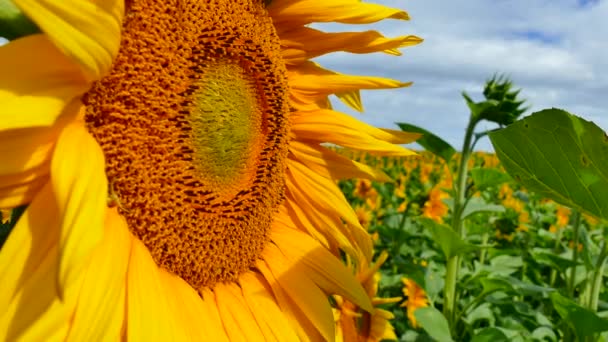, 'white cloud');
314,0,608,151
